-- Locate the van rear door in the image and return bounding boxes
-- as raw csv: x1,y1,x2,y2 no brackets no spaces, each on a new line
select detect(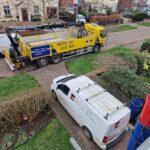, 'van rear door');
105,107,130,143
